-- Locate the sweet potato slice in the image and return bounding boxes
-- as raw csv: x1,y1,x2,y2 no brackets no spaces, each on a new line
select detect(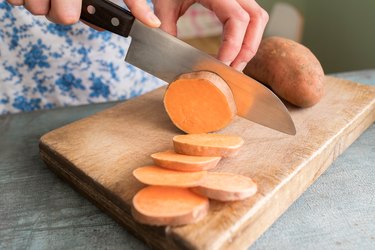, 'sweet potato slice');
164,71,237,134
133,166,207,187
151,150,221,171
173,133,244,157
191,172,257,201
132,186,209,226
